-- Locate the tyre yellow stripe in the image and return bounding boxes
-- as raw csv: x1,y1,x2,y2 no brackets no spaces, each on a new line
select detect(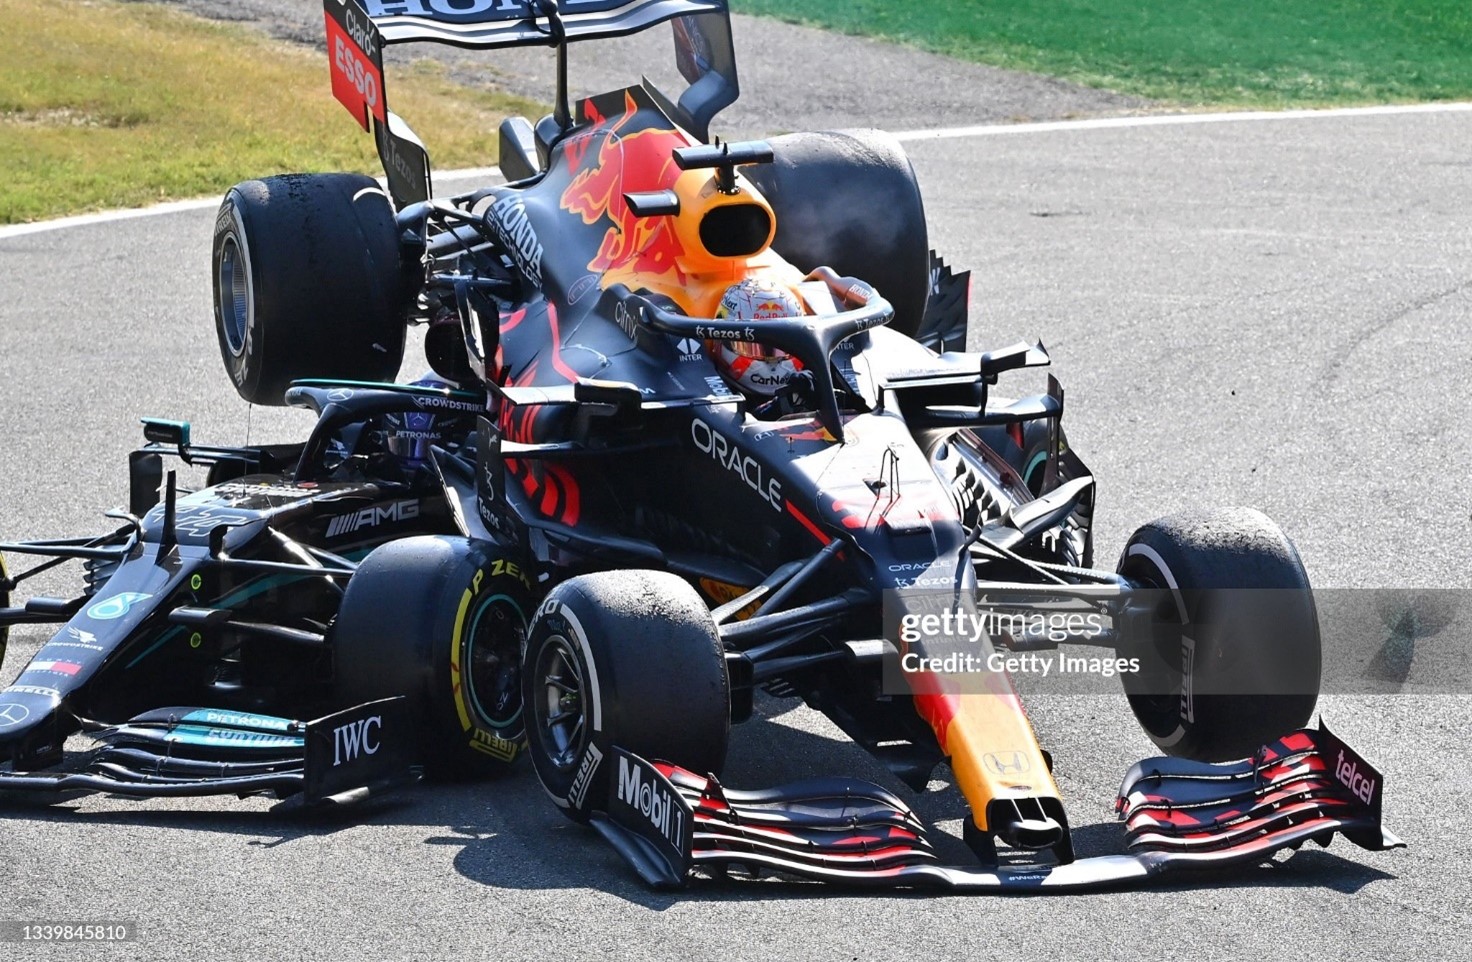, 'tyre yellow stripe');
450,587,474,731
